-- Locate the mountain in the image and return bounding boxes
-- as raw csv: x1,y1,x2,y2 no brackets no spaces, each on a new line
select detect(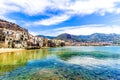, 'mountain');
37,35,55,39
55,33,81,42
79,33,120,43
55,33,120,43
